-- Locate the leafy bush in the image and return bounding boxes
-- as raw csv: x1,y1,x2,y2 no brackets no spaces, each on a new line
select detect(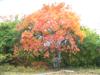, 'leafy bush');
12,50,52,67
0,54,7,63
0,21,20,54
0,53,13,64
61,27,100,67
78,27,100,66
